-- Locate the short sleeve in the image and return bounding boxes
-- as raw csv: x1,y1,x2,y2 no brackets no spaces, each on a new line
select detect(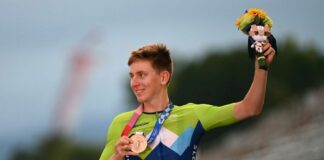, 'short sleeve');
99,120,118,160
99,114,128,160
193,103,239,131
